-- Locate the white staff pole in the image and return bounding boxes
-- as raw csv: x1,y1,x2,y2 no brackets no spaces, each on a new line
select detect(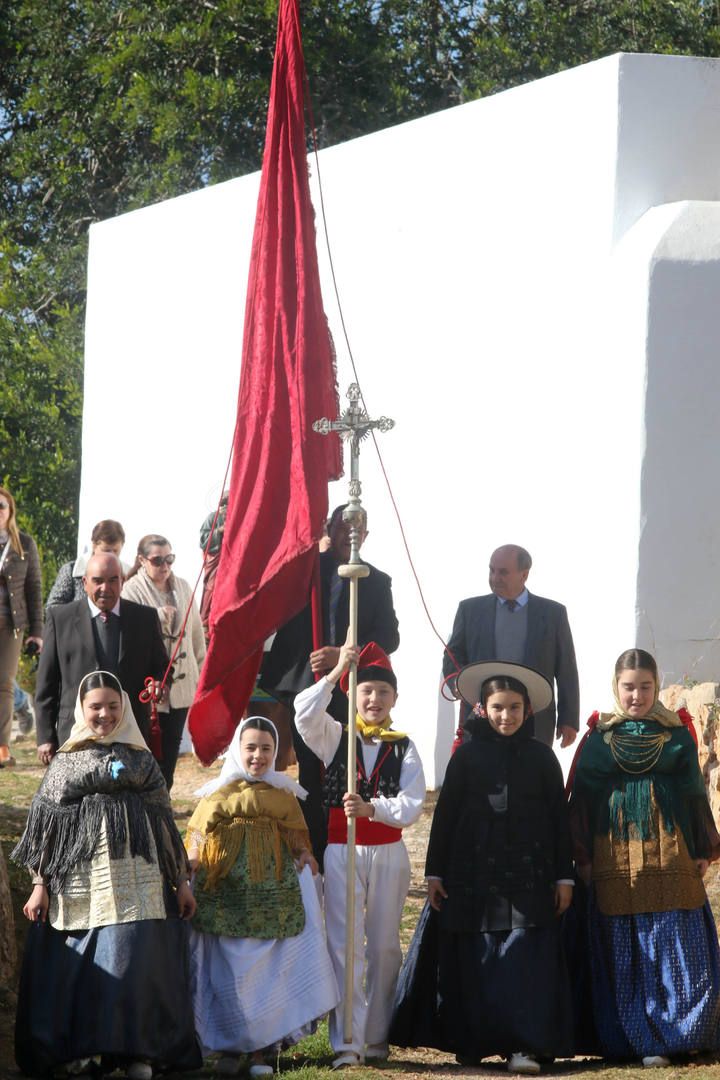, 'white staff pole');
312,383,395,1046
